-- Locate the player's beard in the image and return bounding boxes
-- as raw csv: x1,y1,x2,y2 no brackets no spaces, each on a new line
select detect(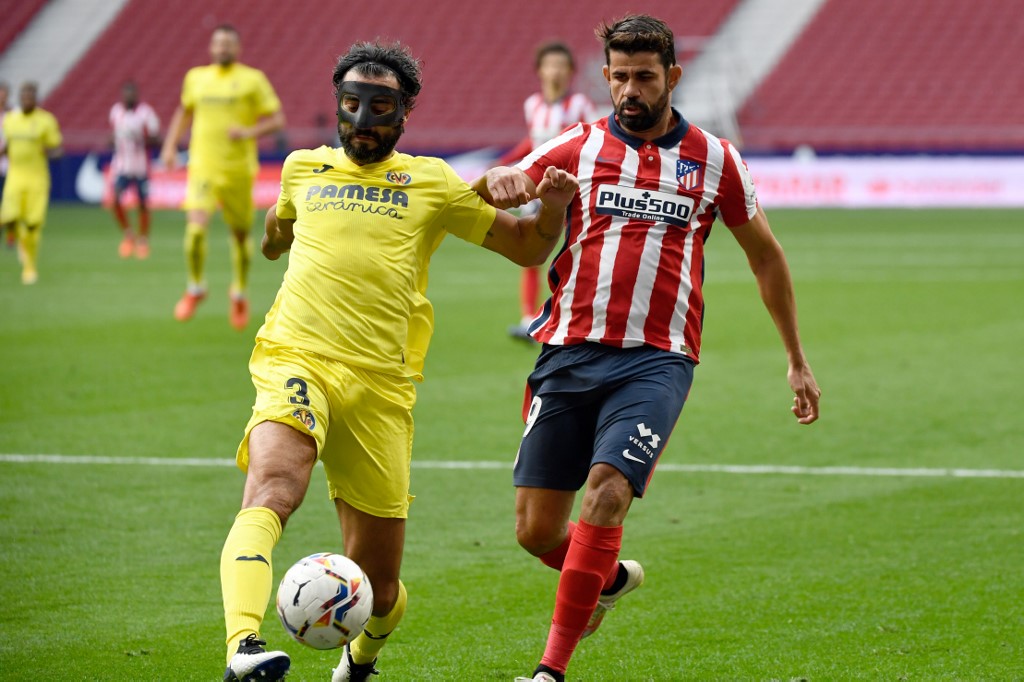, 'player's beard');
339,124,403,164
616,87,671,134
